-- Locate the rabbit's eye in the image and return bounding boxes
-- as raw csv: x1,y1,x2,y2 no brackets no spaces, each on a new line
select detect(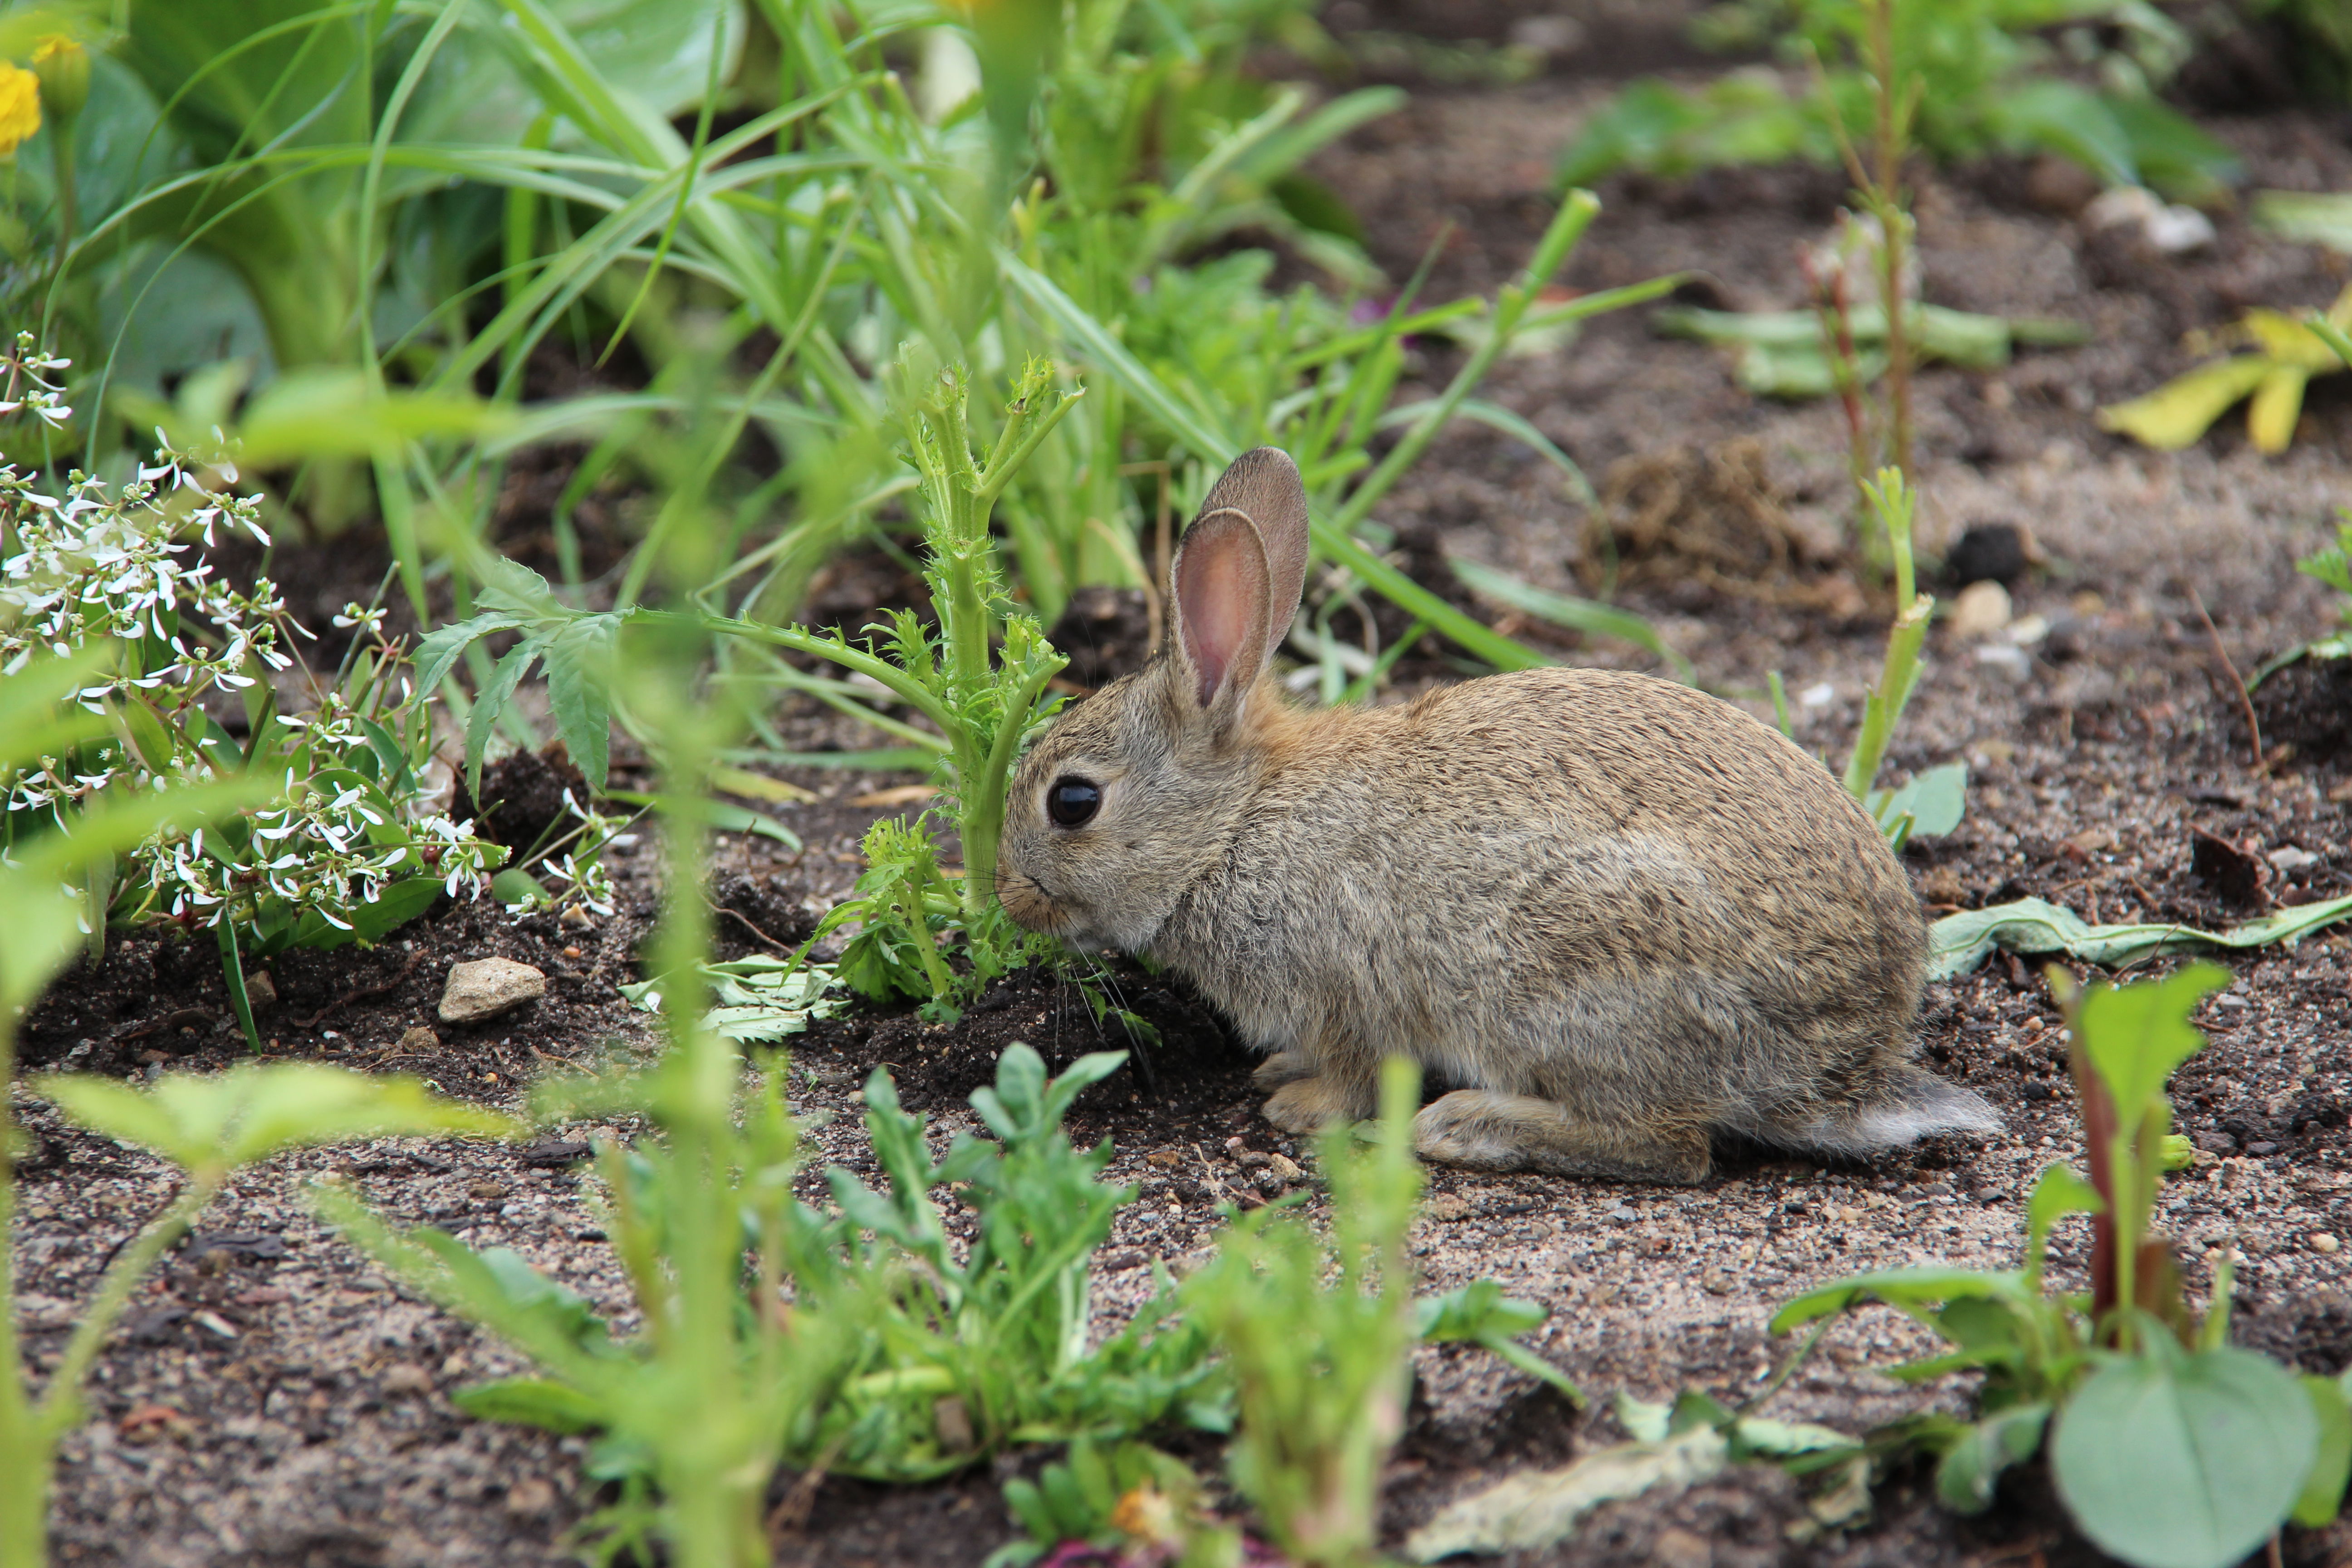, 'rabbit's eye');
1047,777,1101,827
